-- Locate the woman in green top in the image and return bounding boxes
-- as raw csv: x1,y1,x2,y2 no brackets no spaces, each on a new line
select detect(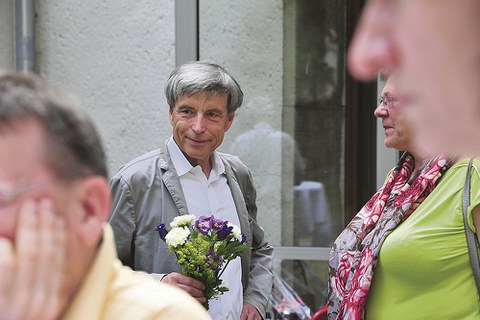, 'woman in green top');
327,72,480,320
